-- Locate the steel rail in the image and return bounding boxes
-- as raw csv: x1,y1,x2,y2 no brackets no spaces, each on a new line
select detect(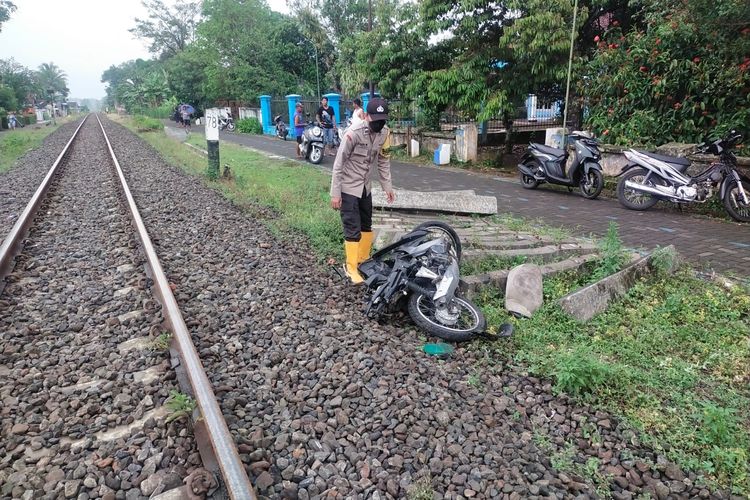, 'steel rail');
94,115,256,499
0,115,90,287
